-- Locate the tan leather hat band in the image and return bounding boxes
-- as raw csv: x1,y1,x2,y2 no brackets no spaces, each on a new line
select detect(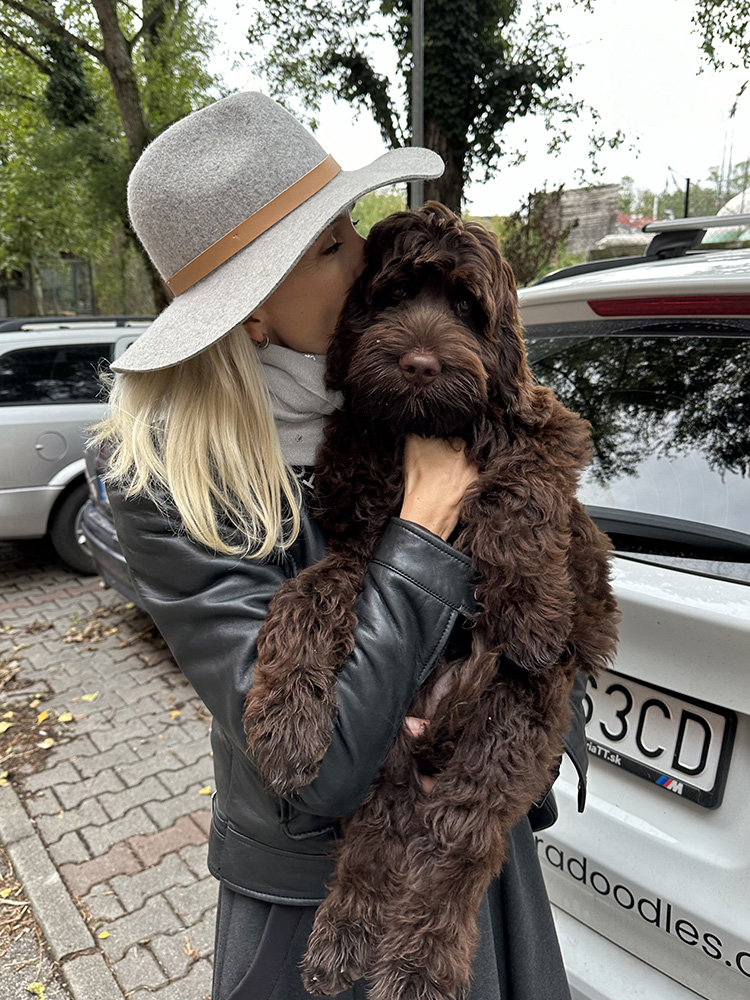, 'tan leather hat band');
166,155,342,297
